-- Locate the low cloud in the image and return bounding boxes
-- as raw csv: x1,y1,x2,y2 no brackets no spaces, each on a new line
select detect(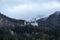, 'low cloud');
0,0,60,20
